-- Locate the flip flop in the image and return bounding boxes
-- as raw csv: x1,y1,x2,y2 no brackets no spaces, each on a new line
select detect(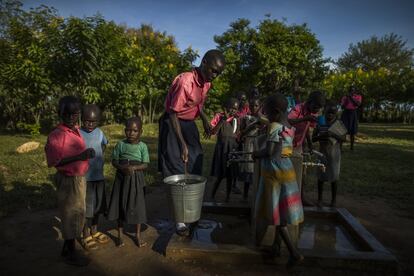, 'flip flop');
92,232,110,244
81,236,99,251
